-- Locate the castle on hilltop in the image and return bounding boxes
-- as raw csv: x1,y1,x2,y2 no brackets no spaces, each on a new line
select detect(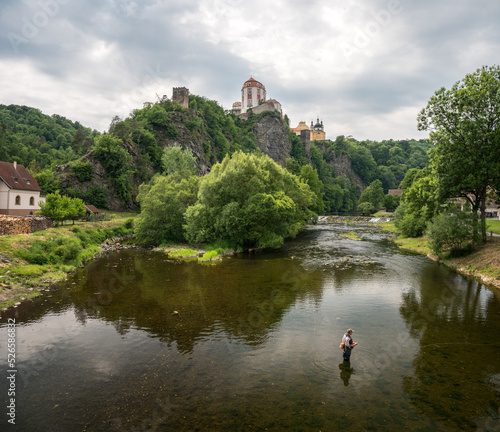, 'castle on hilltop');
232,77,282,118
231,77,326,140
